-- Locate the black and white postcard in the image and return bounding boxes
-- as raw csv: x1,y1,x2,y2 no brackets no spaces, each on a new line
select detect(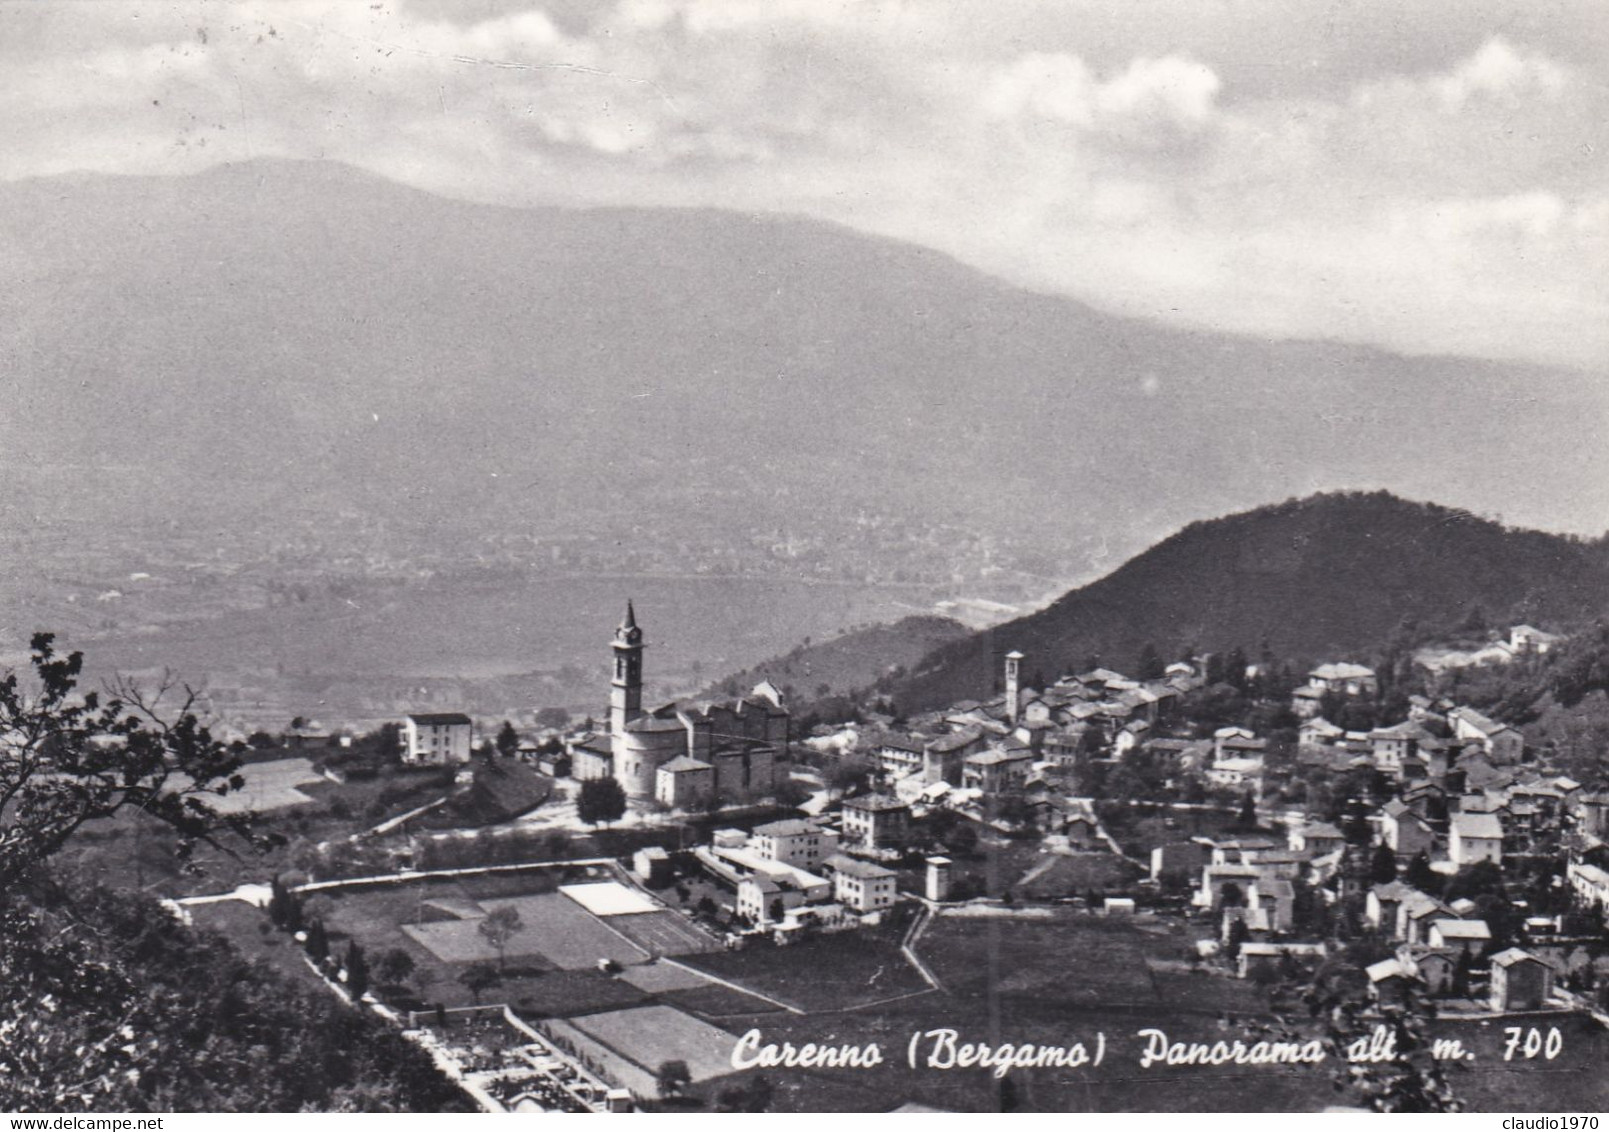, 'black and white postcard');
1,0,1606,1116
